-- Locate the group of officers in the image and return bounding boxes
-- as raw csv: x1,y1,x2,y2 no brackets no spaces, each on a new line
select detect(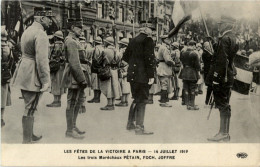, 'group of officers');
1,7,240,143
